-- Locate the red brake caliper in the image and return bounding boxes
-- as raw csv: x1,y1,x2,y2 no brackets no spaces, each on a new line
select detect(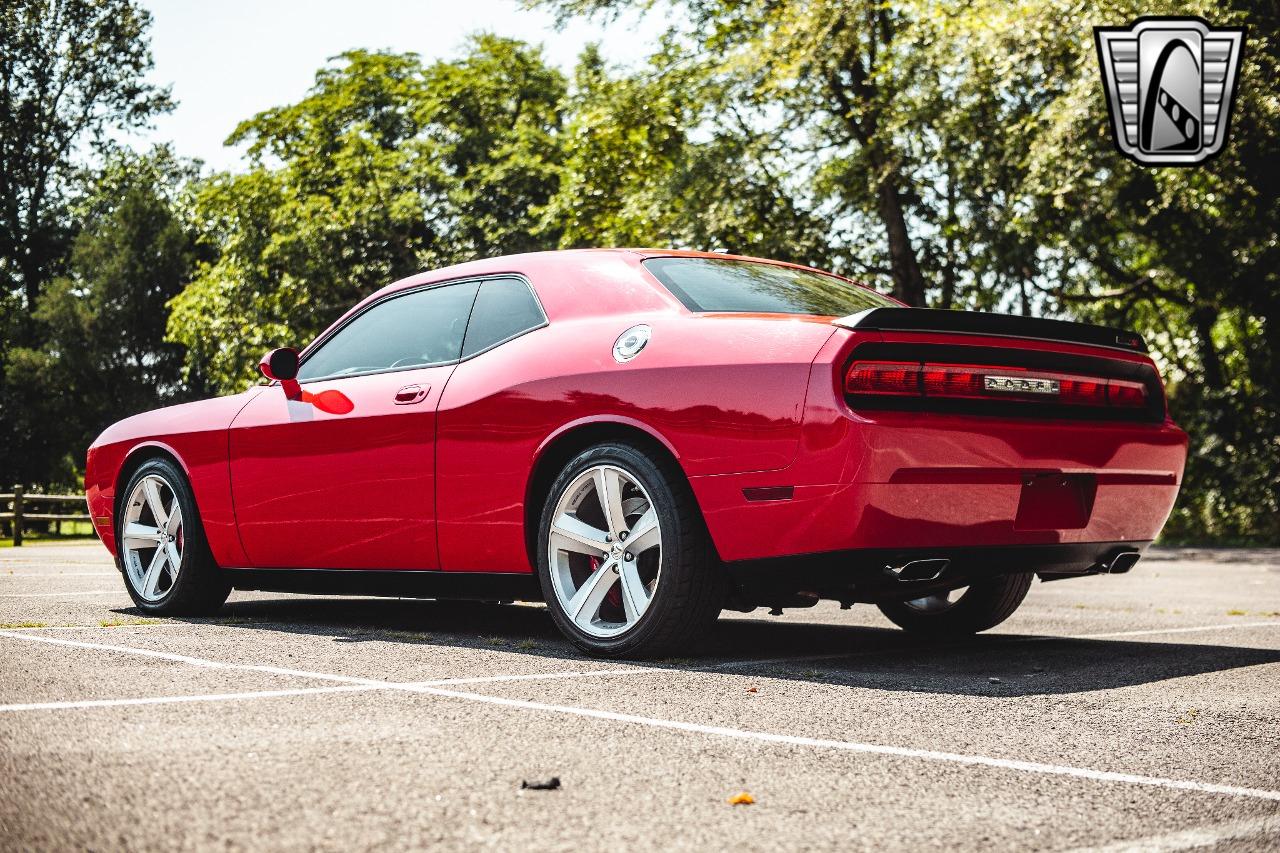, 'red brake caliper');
588,555,623,609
